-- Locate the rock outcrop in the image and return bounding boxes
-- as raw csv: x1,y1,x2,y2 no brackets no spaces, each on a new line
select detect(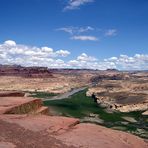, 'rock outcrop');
0,115,147,148
87,74,148,112
0,93,147,148
0,91,25,97
0,65,53,78
0,96,49,115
